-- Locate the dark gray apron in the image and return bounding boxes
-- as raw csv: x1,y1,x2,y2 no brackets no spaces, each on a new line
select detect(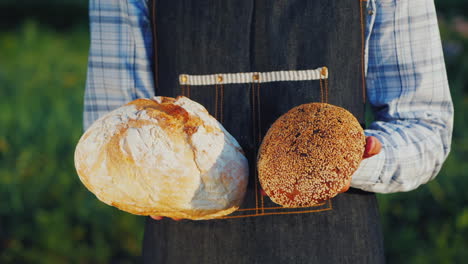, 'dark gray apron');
143,0,385,263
